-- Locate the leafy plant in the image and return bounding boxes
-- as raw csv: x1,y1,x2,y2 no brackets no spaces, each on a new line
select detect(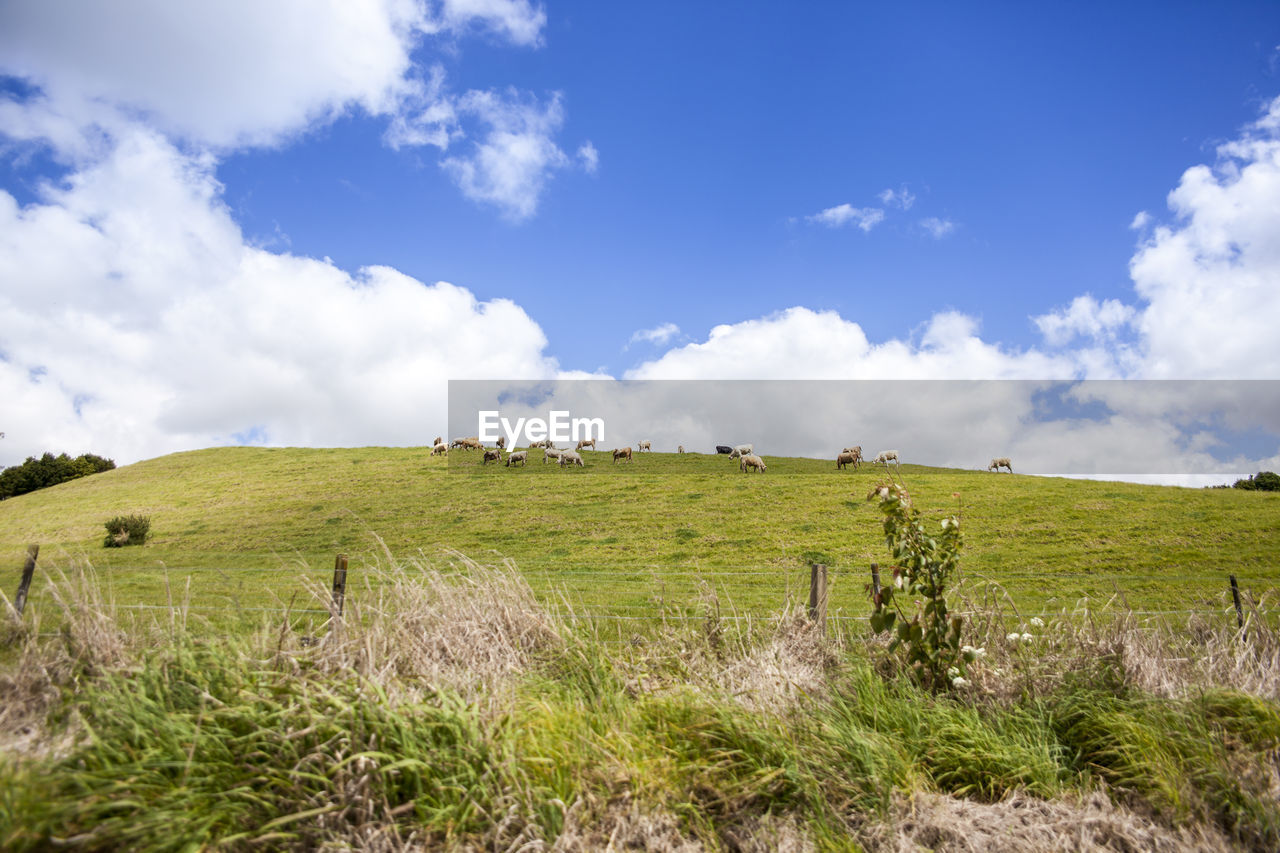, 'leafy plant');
104,514,150,547
866,482,968,691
